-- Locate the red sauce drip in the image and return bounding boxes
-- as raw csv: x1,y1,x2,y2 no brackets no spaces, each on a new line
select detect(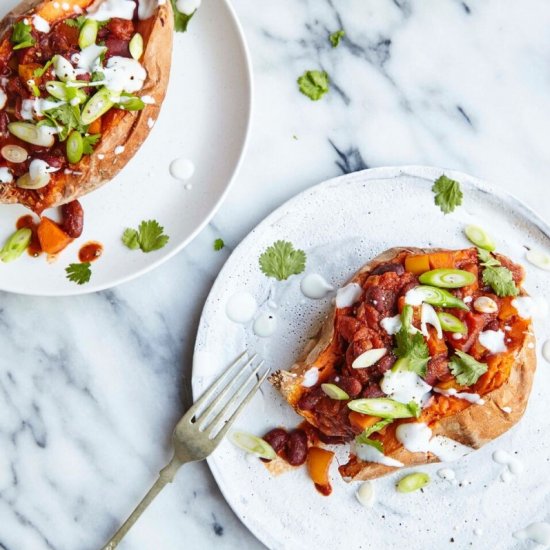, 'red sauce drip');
78,242,103,263
314,483,332,496
16,215,41,257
